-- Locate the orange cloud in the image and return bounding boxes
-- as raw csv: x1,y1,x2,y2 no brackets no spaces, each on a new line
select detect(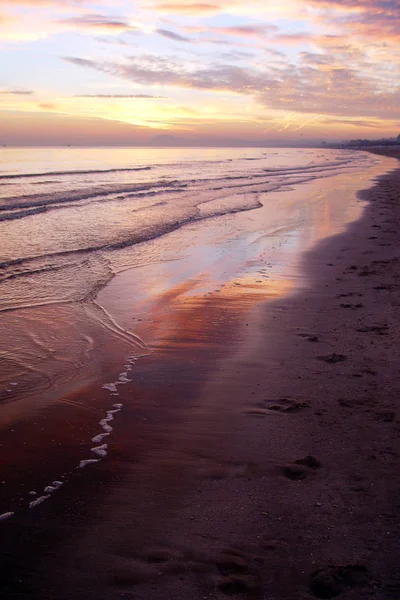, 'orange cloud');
38,102,58,109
